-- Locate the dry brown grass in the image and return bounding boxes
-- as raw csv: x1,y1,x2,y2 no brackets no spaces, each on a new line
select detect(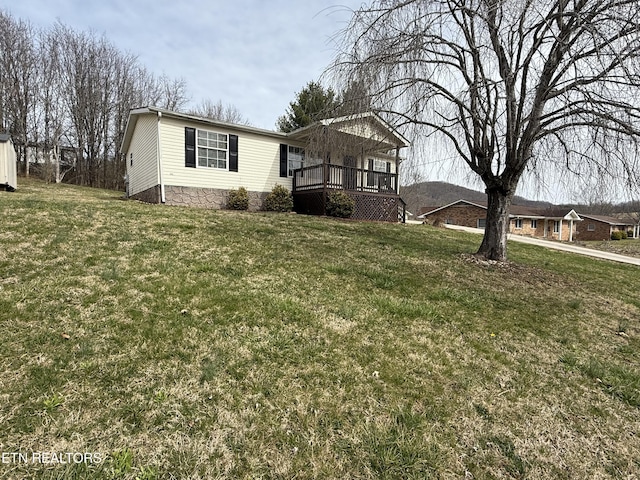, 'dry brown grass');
0,179,639,479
